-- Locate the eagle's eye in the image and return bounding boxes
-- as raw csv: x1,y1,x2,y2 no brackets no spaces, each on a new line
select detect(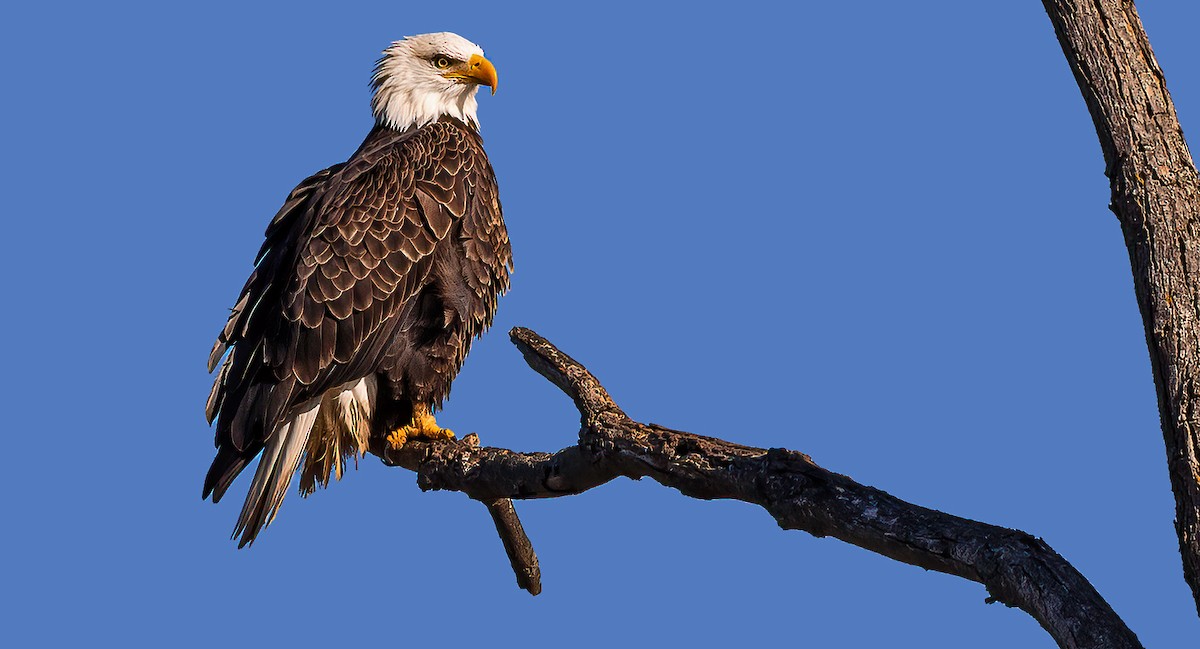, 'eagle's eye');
433,56,451,69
